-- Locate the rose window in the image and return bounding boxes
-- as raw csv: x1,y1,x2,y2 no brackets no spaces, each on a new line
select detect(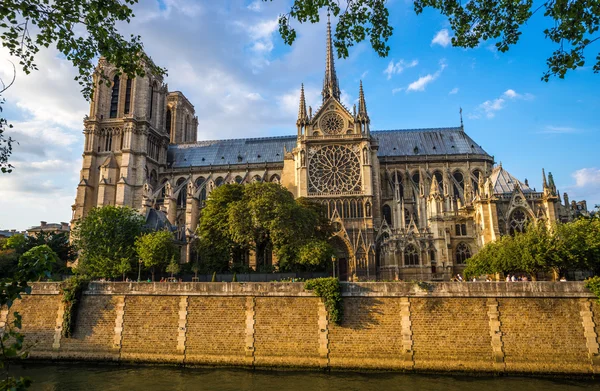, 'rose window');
320,112,345,135
308,145,362,193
